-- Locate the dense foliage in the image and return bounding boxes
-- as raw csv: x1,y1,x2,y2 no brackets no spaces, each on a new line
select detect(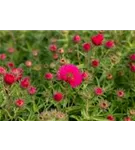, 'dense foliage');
0,30,135,121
